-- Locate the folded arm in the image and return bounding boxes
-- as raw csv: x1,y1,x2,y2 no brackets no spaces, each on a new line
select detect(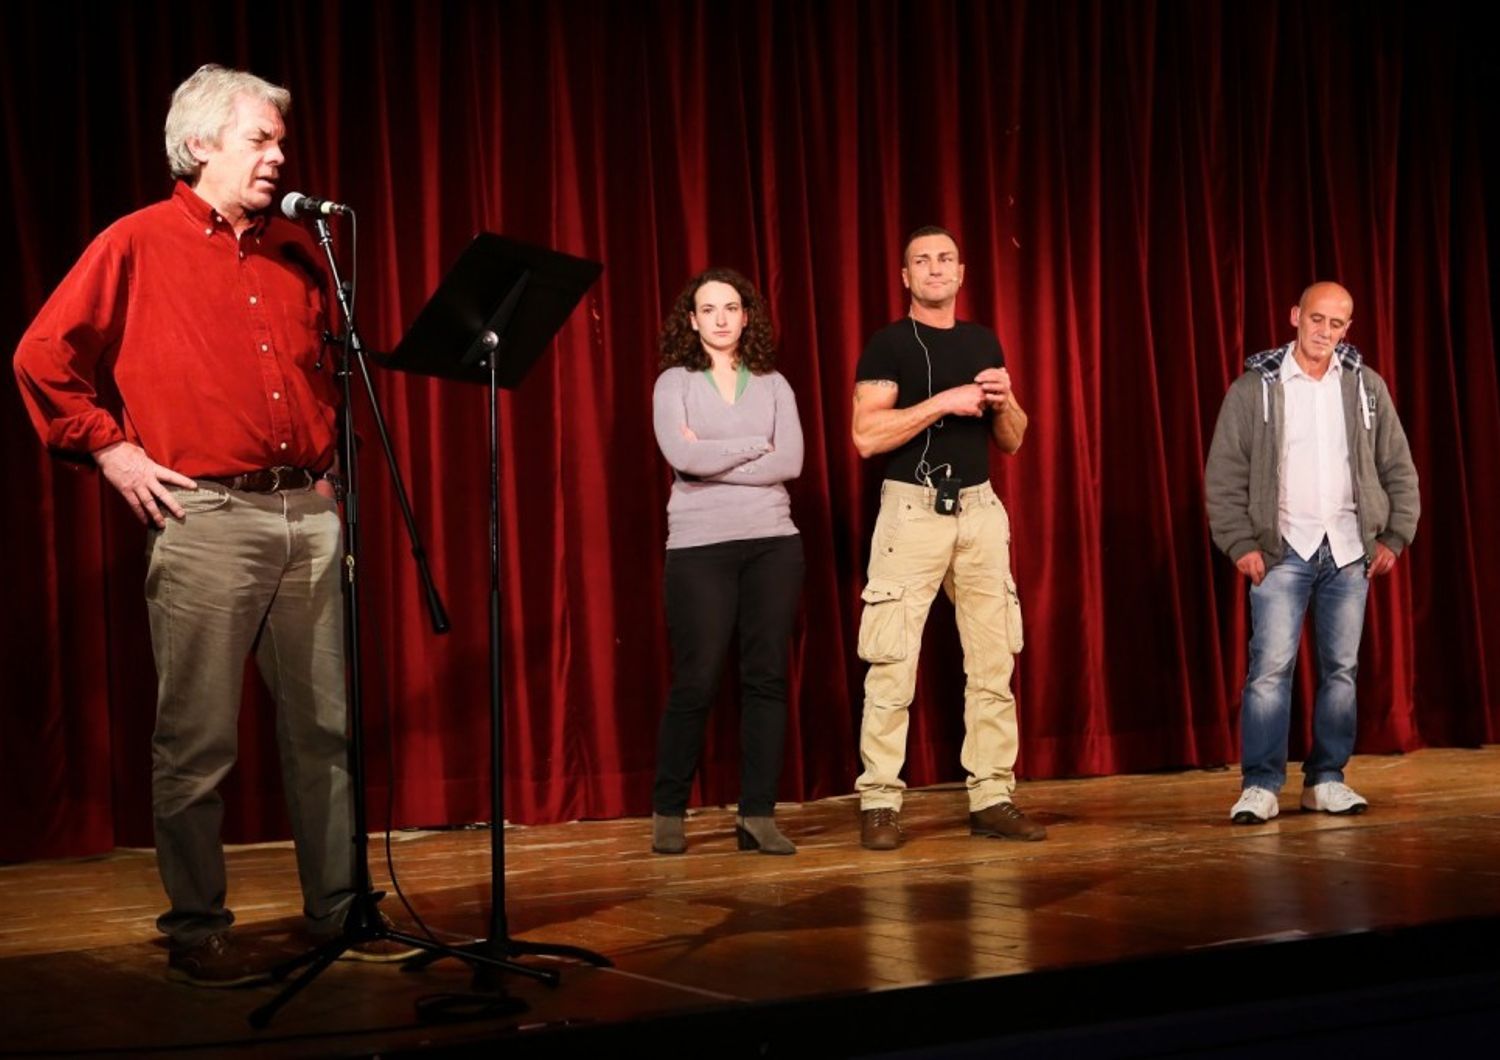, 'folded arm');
700,375,805,484
652,373,768,475
851,378,986,458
